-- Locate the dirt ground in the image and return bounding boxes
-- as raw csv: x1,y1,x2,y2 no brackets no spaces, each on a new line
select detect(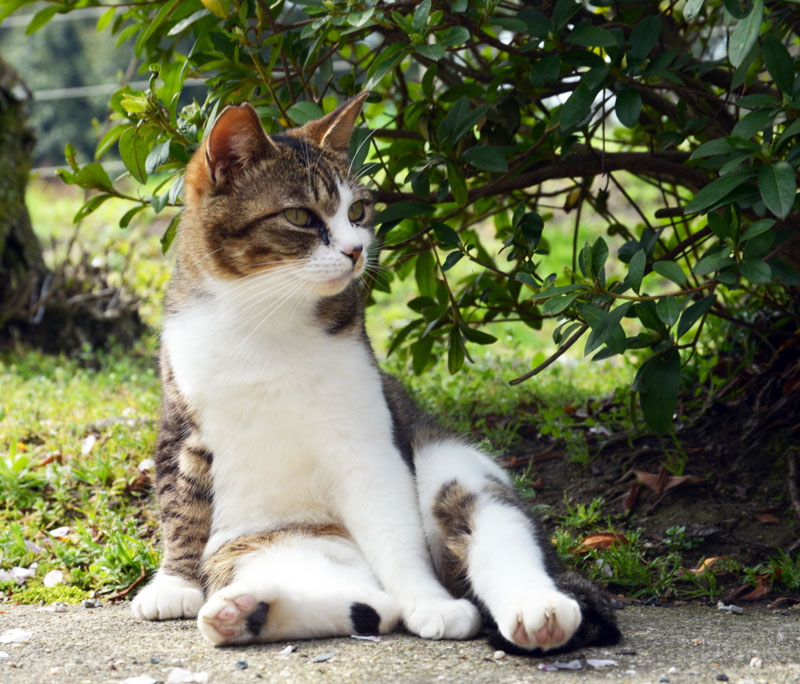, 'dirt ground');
492,353,800,601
